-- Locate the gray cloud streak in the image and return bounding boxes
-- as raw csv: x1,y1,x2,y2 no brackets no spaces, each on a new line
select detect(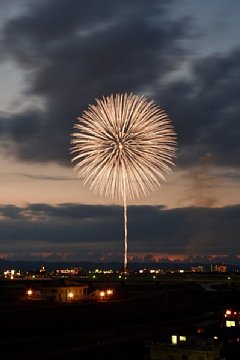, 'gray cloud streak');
0,203,239,261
